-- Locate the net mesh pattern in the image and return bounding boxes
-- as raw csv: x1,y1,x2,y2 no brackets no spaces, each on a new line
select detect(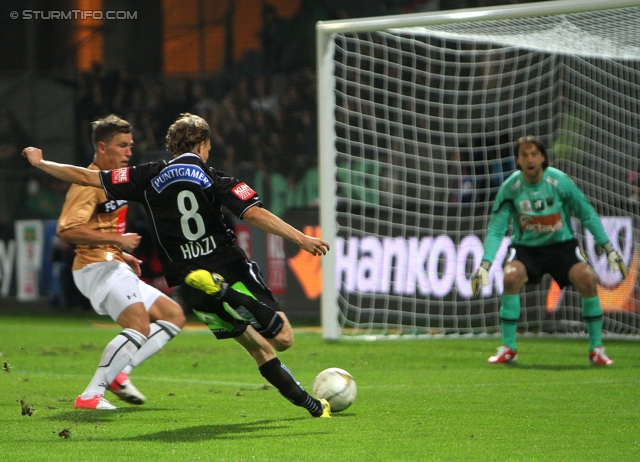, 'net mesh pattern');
328,5,640,338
